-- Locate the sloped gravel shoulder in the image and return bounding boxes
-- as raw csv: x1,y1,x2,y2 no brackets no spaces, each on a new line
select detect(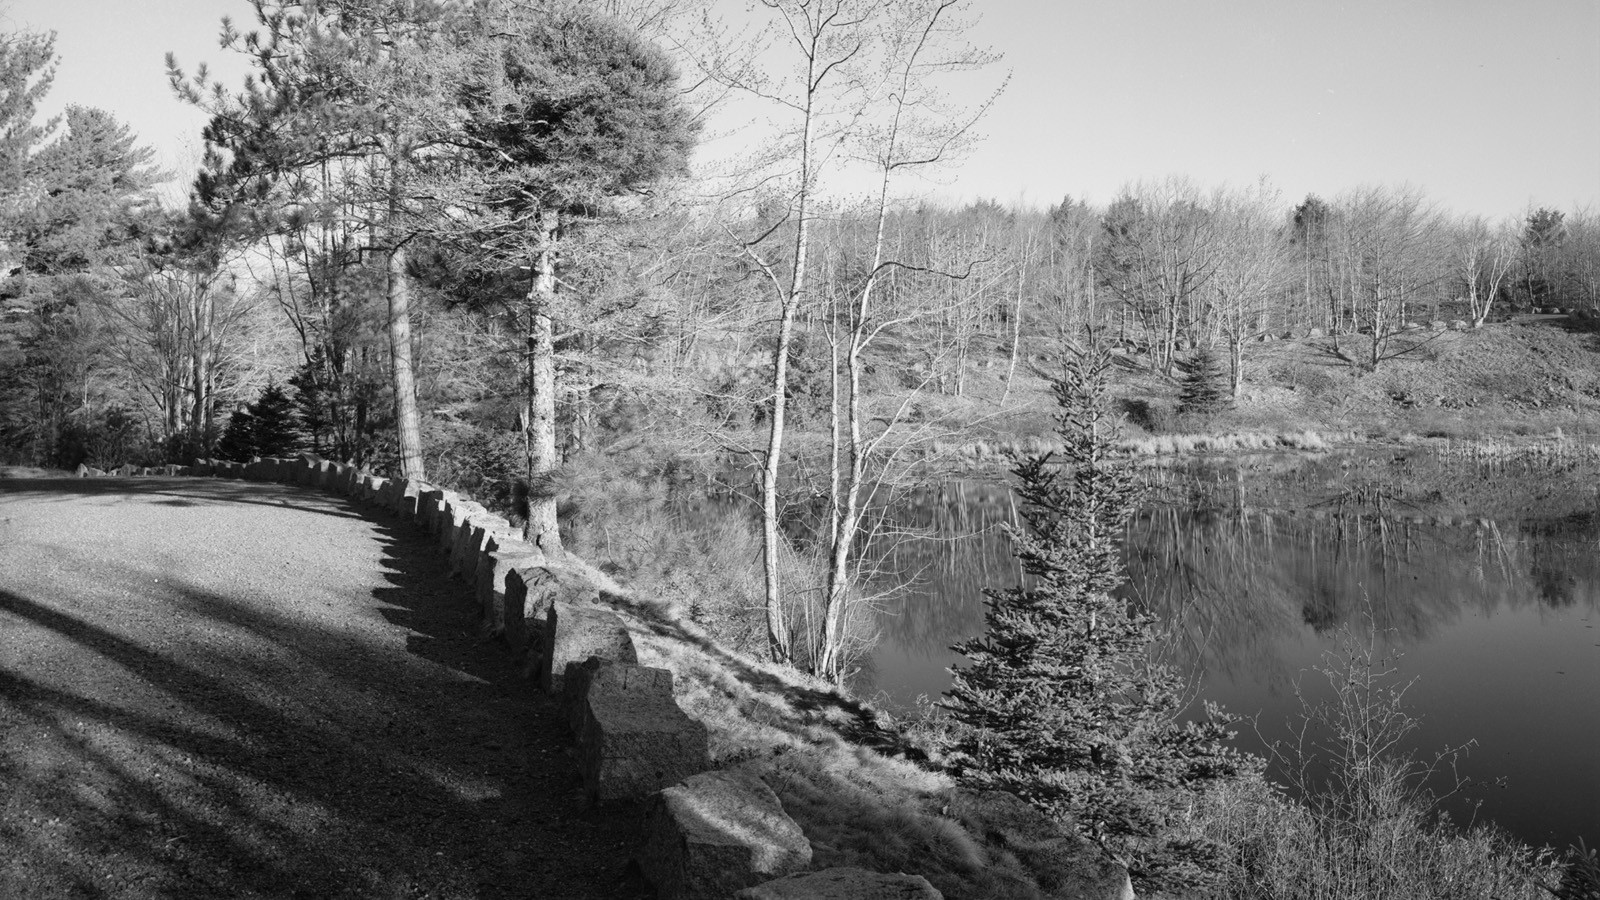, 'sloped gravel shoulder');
0,476,649,899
